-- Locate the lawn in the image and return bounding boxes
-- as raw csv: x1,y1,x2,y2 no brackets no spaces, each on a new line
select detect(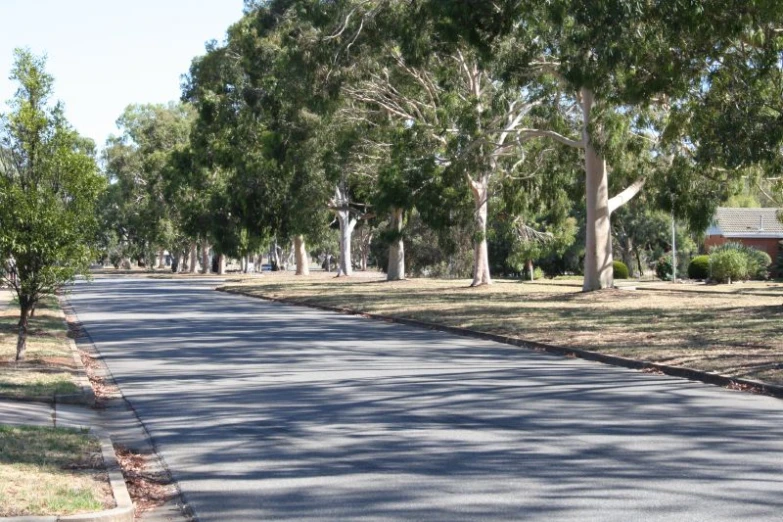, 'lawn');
0,293,81,400
222,273,783,386
0,425,113,517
